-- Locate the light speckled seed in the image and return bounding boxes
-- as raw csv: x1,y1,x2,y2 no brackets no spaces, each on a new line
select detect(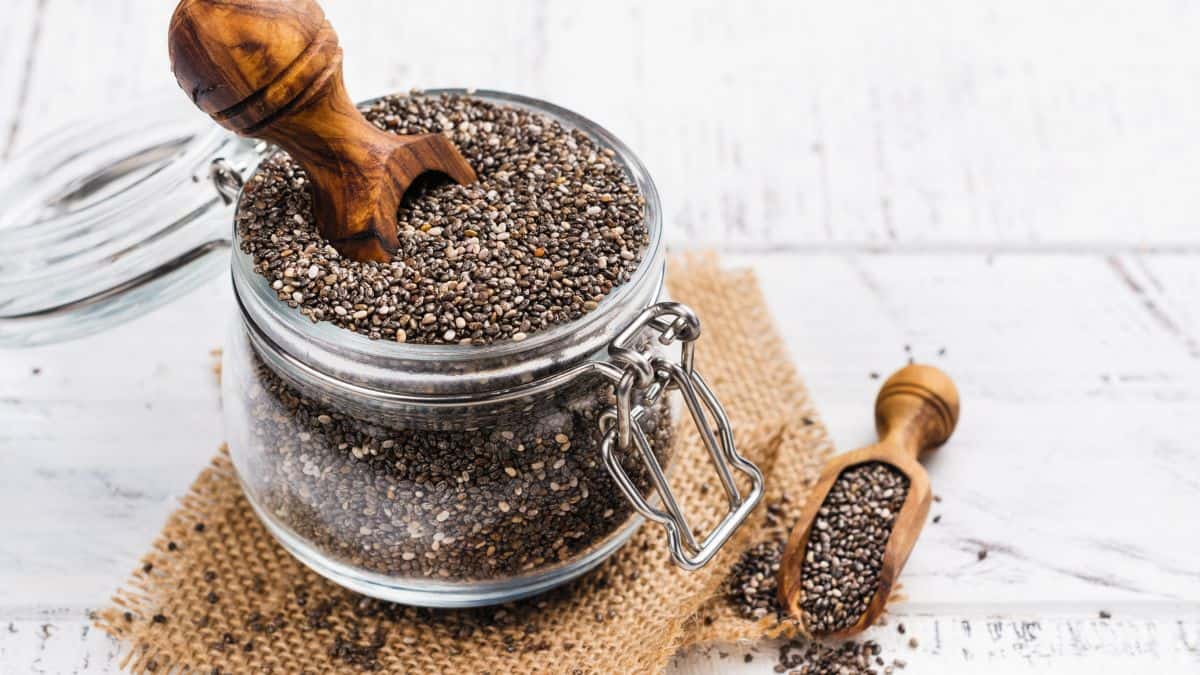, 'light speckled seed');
236,92,649,346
